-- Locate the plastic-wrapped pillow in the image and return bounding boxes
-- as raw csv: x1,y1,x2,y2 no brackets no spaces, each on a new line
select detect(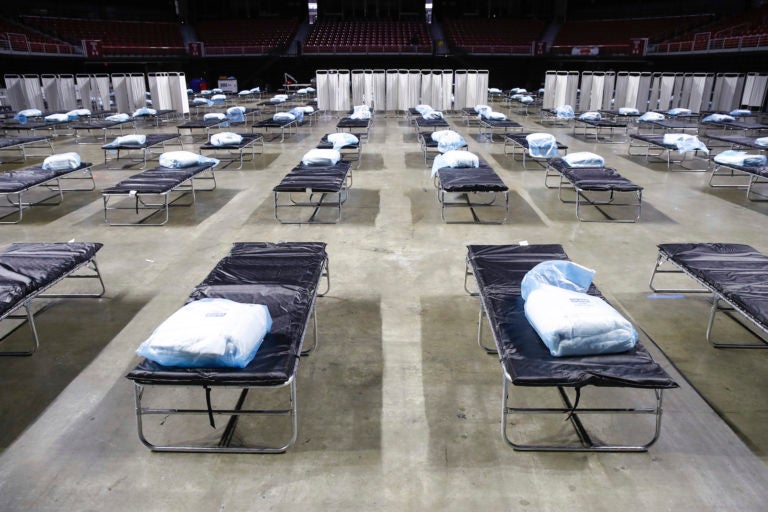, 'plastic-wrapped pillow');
555,105,574,119
289,107,305,123
210,132,243,146
486,111,506,120
415,104,433,115
667,107,692,116
105,113,130,122
132,107,157,117
226,106,246,123
520,95,534,104
525,133,558,158
302,106,315,113
238,90,251,96
273,112,296,121
269,97,286,104
327,132,358,150
639,112,665,122
488,87,502,94
16,108,42,118
431,150,479,176
306,87,315,92
45,113,69,122
250,87,261,93
42,152,82,171
203,112,227,121
520,260,595,301
187,89,194,95
756,137,768,147
274,94,289,100
730,109,752,117
433,131,467,153
66,109,91,120
350,107,372,120
302,148,341,166
192,98,210,105
201,90,213,96
662,133,709,154
103,134,147,148
159,151,220,168
562,151,605,168
423,110,444,120
618,107,640,115
211,94,227,102
578,111,602,121
713,150,767,167
212,88,223,94
135,298,272,368
524,285,638,357
510,94,523,100
702,113,735,123
296,88,308,94
473,104,490,113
